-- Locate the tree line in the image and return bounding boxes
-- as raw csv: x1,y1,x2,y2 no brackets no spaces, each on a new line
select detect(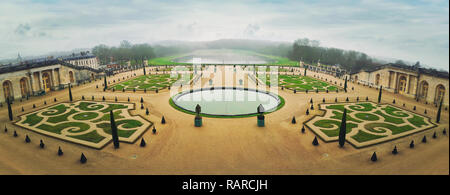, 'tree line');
286,38,382,72
92,40,156,66
90,38,423,73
